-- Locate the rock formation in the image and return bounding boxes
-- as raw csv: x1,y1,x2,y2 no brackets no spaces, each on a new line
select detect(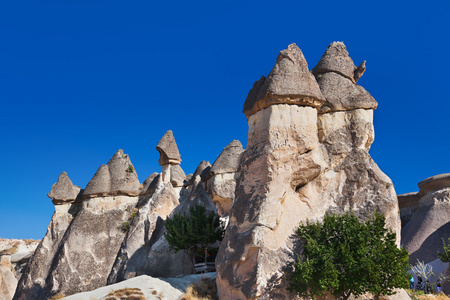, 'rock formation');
13,172,82,300
14,152,140,300
400,174,450,292
216,42,401,299
0,239,39,300
207,140,244,216
108,132,189,283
